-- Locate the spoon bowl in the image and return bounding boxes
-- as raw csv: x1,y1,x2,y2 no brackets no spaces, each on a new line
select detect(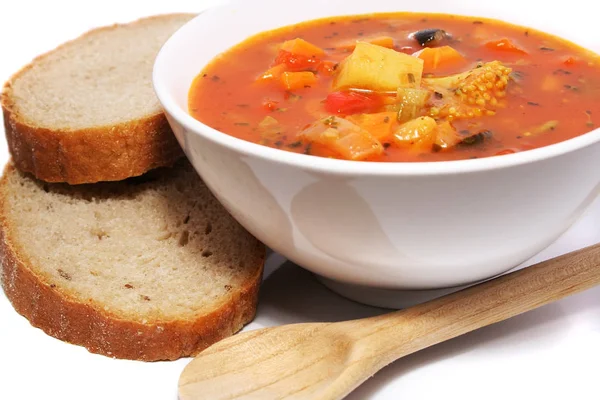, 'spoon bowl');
179,323,355,400
179,243,600,400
